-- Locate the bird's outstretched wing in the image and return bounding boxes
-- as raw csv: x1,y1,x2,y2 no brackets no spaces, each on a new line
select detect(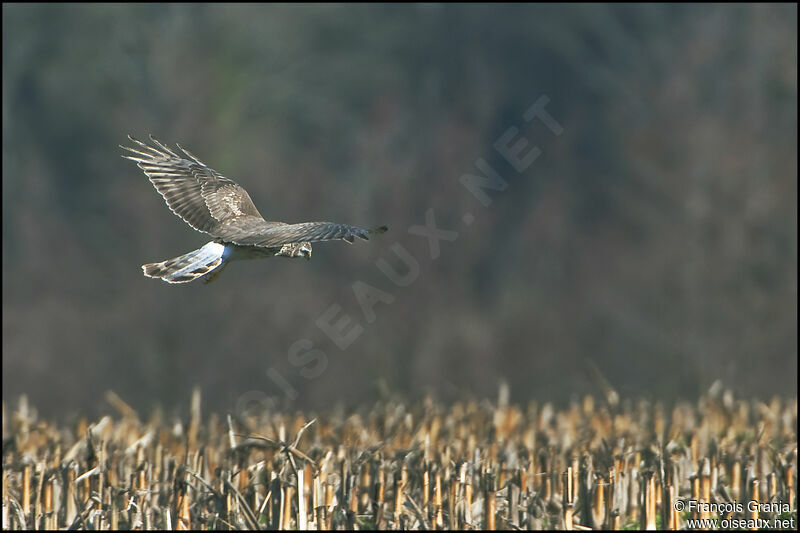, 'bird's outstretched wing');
122,135,387,248
214,219,389,247
120,135,264,236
